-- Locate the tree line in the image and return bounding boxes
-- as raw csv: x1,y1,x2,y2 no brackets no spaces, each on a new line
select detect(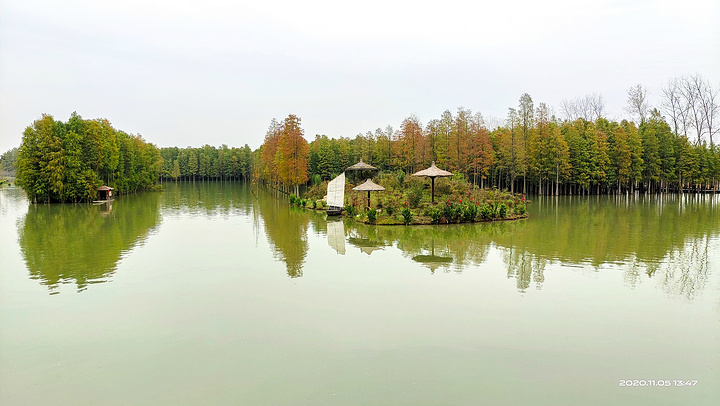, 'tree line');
262,109,720,195
15,113,162,203
158,144,253,182
8,74,718,201
260,76,719,196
